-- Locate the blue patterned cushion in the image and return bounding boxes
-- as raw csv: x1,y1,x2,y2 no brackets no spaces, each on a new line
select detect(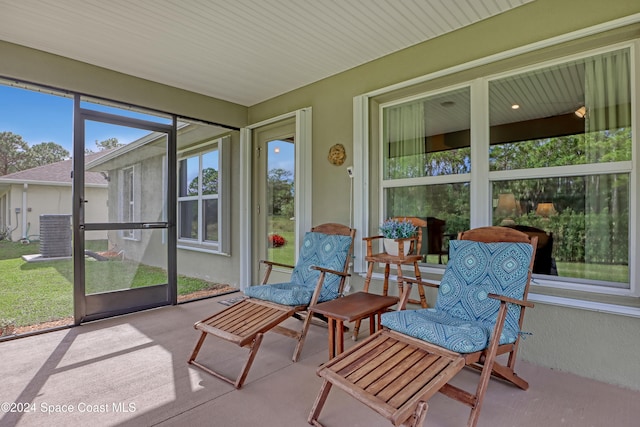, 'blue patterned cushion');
381,240,533,353
244,231,352,306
